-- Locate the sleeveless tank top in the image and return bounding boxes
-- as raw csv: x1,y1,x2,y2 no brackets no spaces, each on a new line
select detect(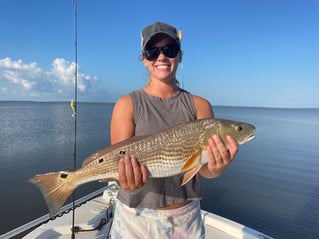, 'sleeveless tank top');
117,89,202,208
